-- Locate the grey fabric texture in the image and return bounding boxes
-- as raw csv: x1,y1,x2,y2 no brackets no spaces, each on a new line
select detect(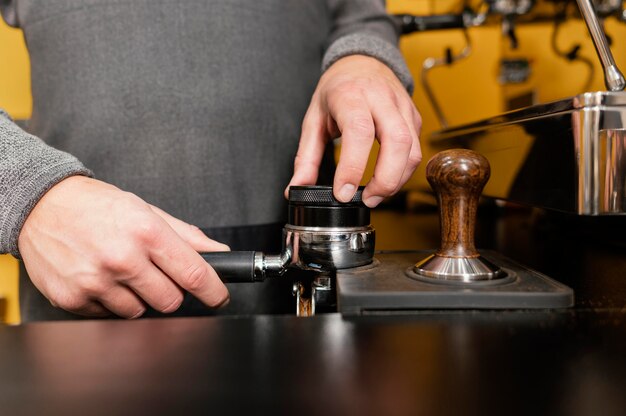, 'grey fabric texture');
0,110,92,257
0,0,411,260
1,0,413,321
323,33,414,94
